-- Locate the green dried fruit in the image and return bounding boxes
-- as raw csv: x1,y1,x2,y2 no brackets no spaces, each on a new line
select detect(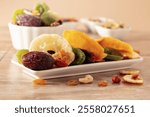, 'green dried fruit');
16,49,29,64
71,48,86,65
12,9,24,23
34,2,49,14
105,54,123,61
41,11,59,26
